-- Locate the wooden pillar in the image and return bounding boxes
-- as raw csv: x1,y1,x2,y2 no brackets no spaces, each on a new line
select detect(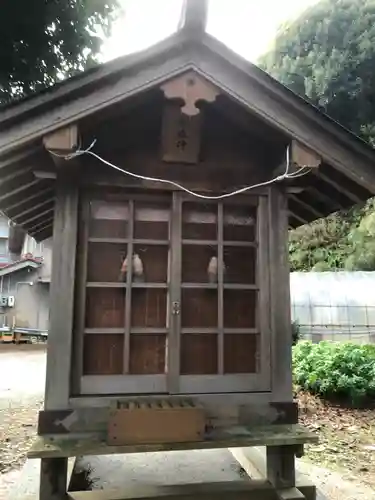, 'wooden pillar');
267,446,305,499
40,457,68,500
266,446,296,488
268,185,293,401
44,171,79,410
